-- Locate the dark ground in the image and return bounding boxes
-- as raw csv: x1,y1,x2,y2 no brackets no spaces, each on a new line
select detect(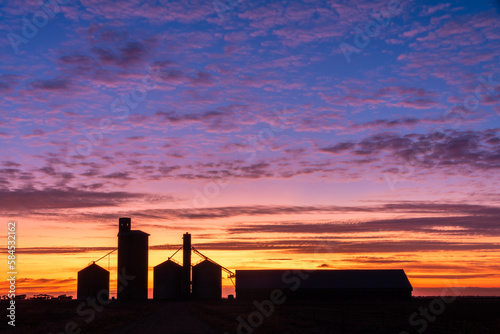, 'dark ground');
2,297,499,333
